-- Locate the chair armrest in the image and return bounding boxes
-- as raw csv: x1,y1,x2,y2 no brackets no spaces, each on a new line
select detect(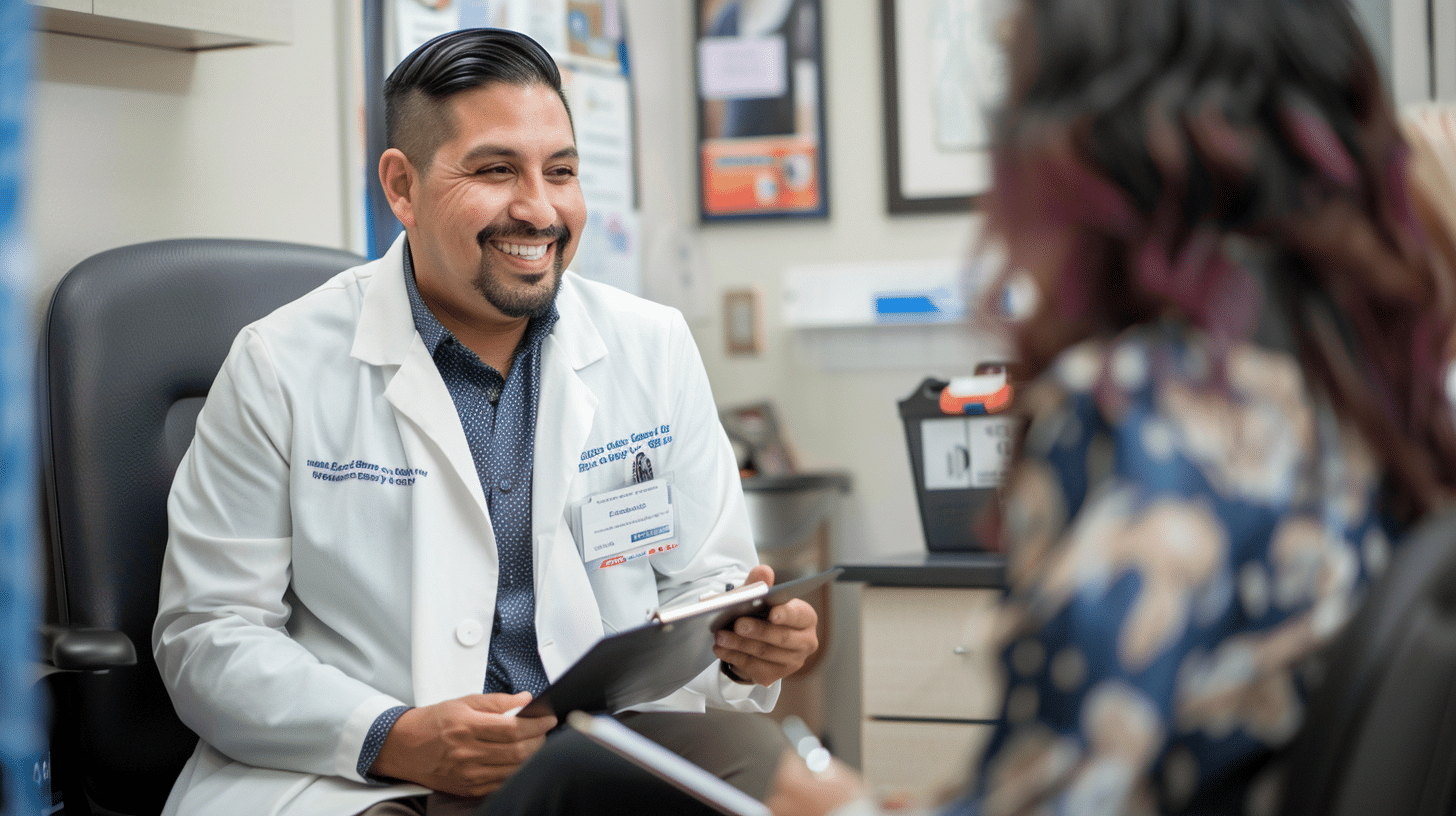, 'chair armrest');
40,625,137,673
